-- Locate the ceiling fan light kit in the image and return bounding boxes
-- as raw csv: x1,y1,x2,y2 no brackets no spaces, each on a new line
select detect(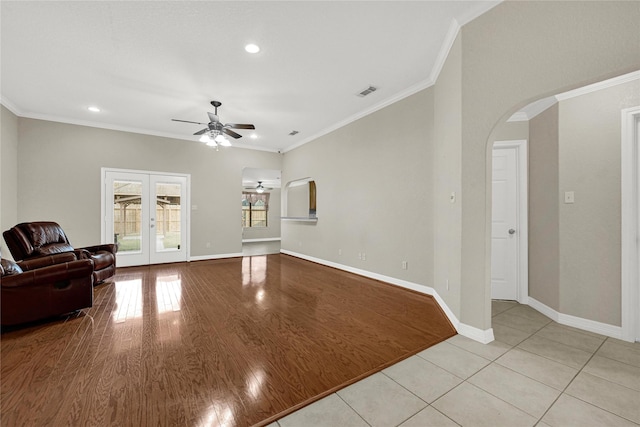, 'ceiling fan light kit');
172,100,255,150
